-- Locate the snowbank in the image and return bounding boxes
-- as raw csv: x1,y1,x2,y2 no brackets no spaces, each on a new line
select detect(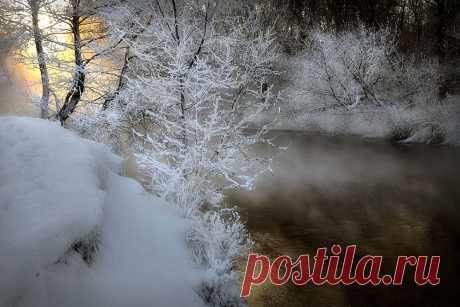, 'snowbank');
0,117,204,307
